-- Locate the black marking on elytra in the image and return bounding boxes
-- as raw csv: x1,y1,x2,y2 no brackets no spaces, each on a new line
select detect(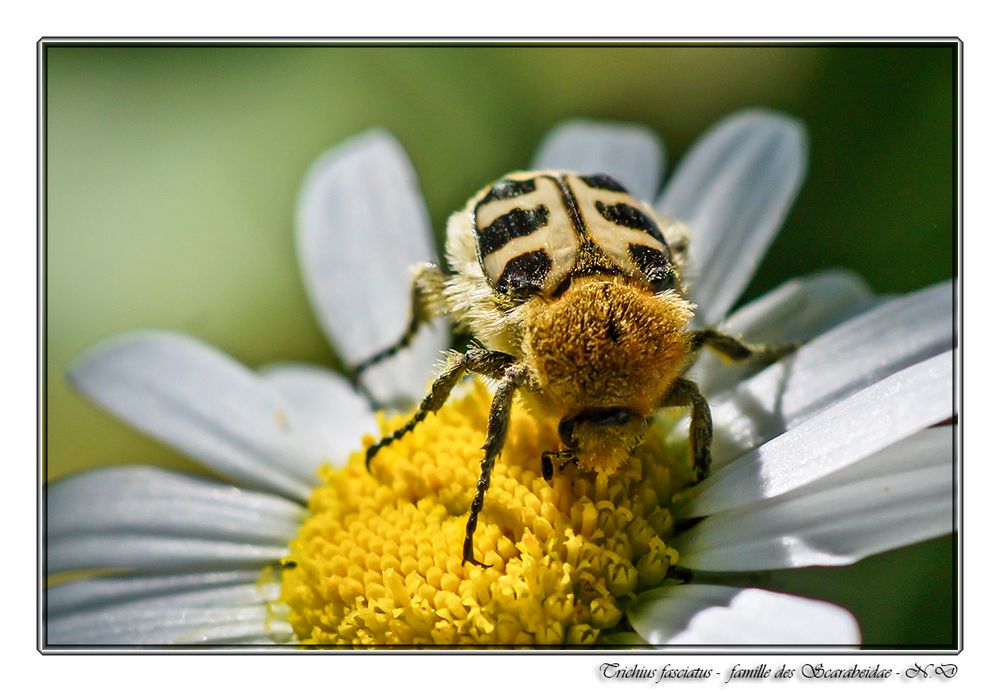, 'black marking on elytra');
477,205,549,256
595,201,666,244
476,178,537,208
580,174,628,193
495,250,552,296
629,243,676,291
